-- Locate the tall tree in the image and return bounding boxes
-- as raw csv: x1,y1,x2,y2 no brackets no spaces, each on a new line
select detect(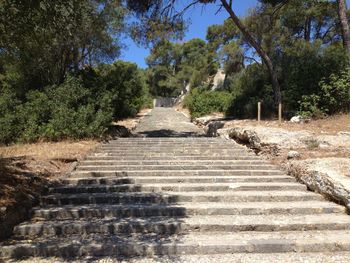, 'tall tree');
126,0,282,104
220,0,281,104
0,0,125,88
336,0,350,55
